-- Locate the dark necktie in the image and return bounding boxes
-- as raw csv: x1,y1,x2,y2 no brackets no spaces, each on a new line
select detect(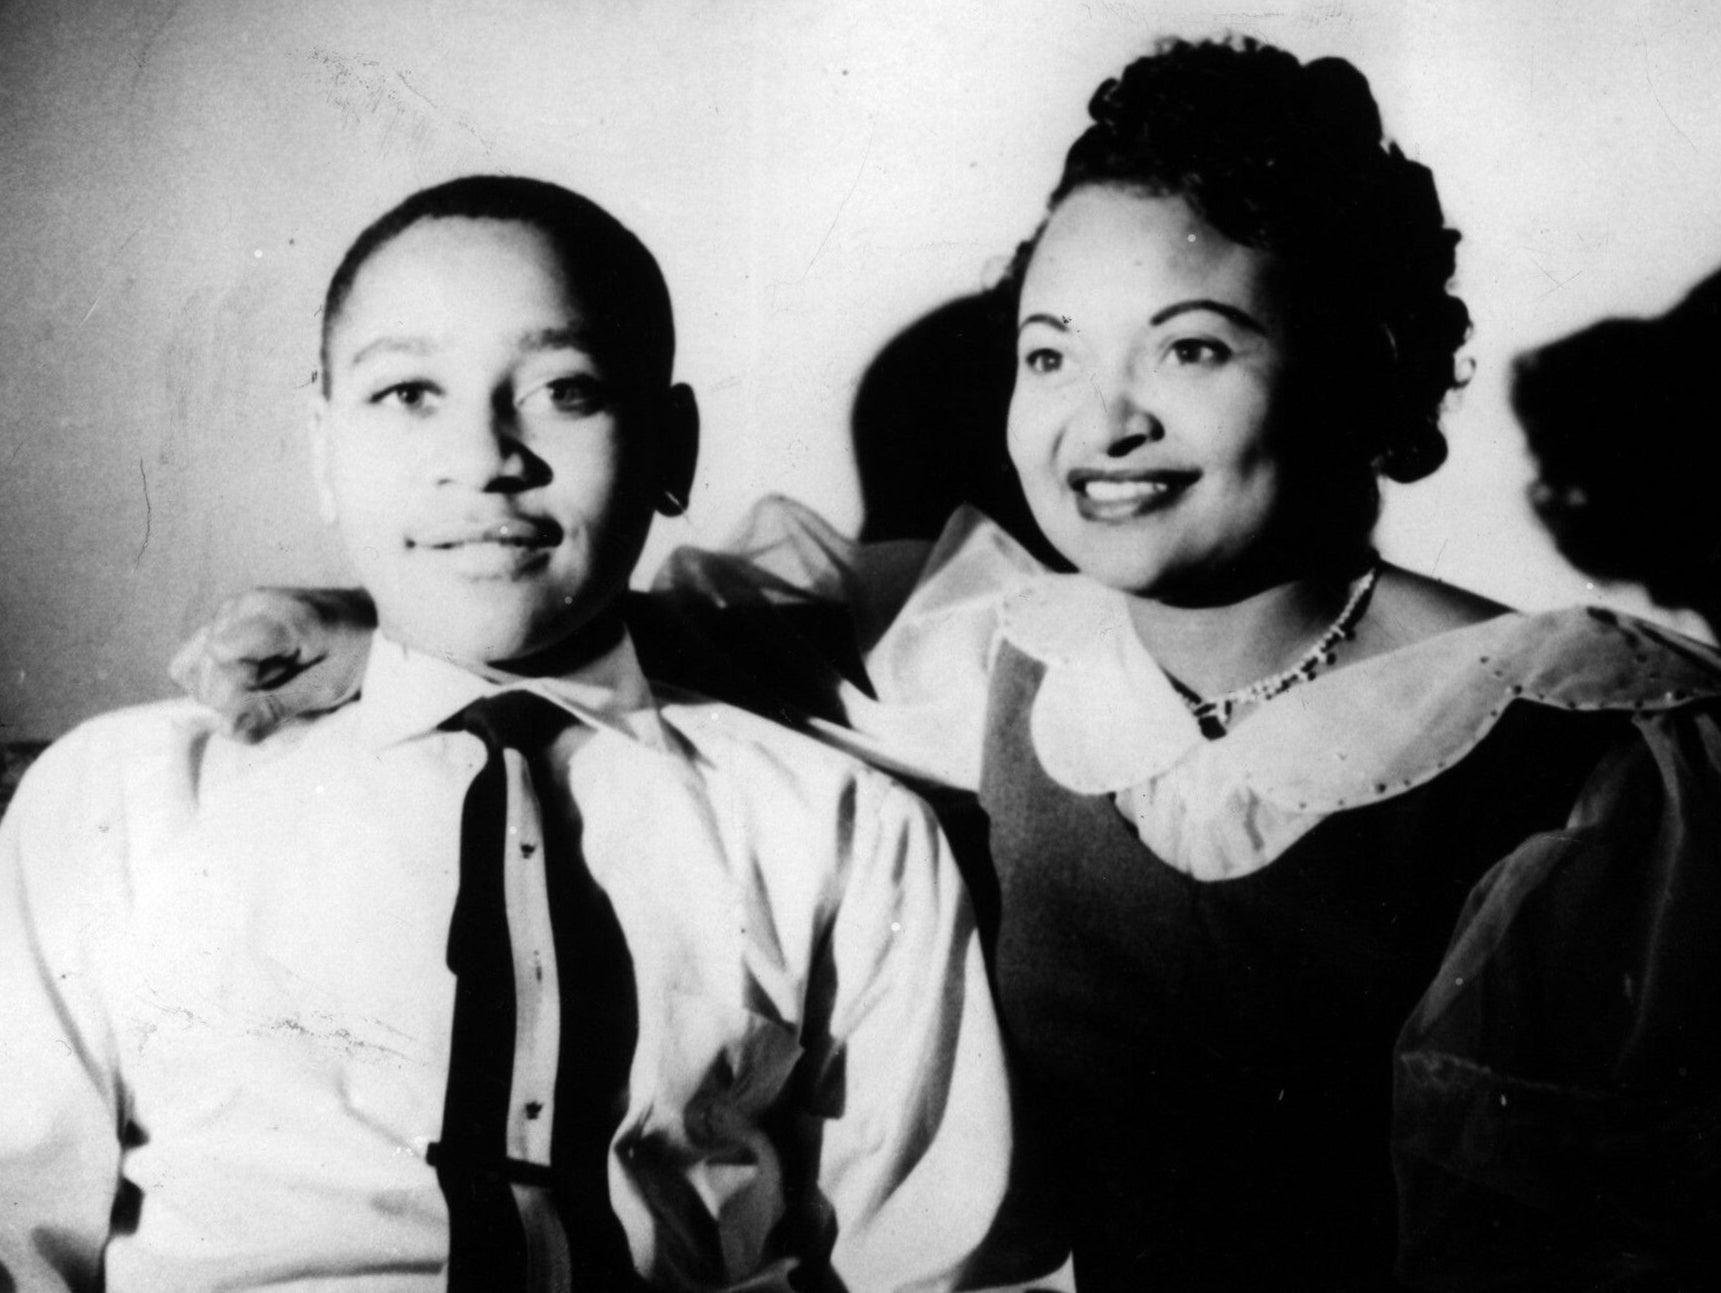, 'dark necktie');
432,691,639,1291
